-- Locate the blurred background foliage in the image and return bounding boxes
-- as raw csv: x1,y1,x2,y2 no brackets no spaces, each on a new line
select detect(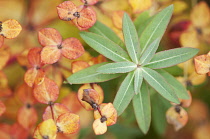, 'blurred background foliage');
0,0,210,139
